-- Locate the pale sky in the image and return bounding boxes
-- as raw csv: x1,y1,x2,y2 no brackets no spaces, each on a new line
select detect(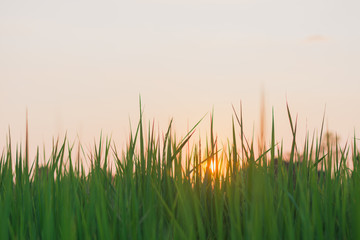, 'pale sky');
1,1,360,162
